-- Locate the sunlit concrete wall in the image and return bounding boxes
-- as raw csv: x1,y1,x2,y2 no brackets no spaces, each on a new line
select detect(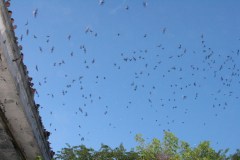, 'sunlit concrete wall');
0,0,52,159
